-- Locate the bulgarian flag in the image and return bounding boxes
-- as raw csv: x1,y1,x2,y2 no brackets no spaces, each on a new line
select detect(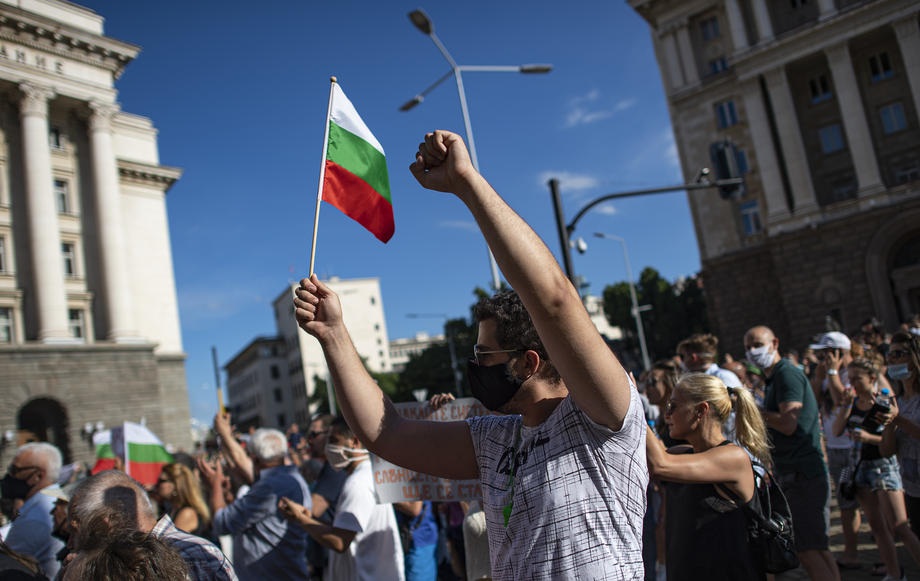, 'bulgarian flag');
111,422,173,486
91,430,116,474
310,78,393,273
